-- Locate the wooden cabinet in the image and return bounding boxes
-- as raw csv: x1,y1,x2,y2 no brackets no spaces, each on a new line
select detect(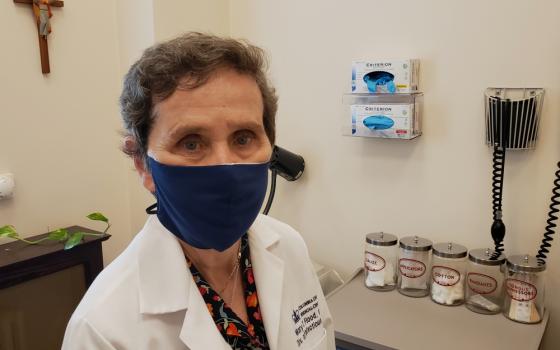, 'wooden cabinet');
0,227,109,350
